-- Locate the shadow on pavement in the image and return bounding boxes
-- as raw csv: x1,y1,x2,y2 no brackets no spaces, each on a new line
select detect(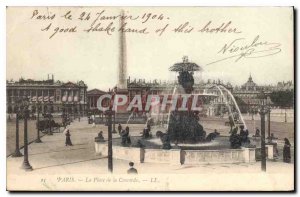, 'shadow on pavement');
29,147,90,156
33,157,107,171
